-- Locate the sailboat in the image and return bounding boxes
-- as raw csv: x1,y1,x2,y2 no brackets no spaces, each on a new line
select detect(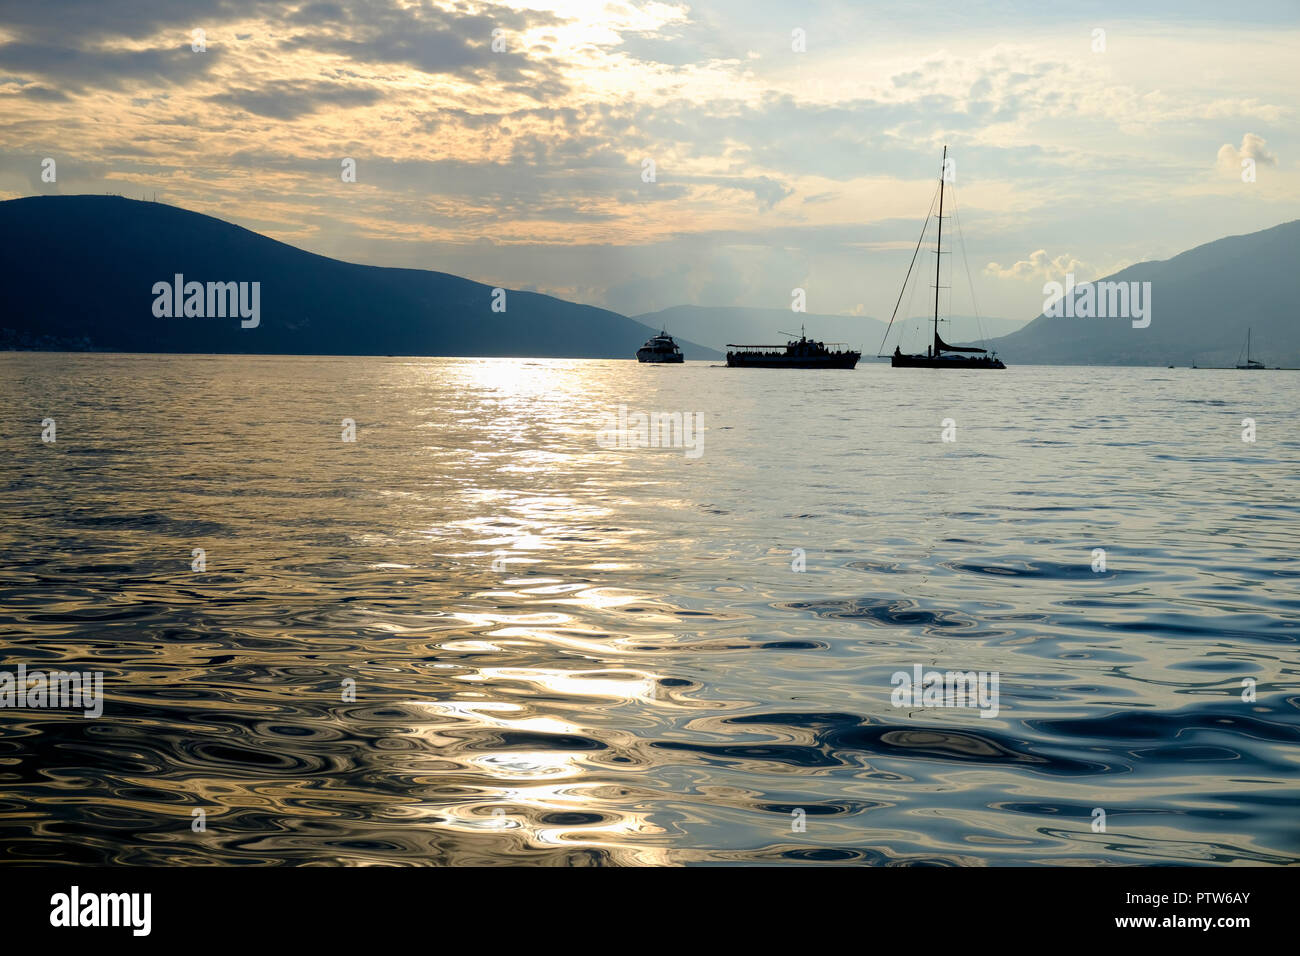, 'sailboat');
879,146,1005,369
1235,328,1265,369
